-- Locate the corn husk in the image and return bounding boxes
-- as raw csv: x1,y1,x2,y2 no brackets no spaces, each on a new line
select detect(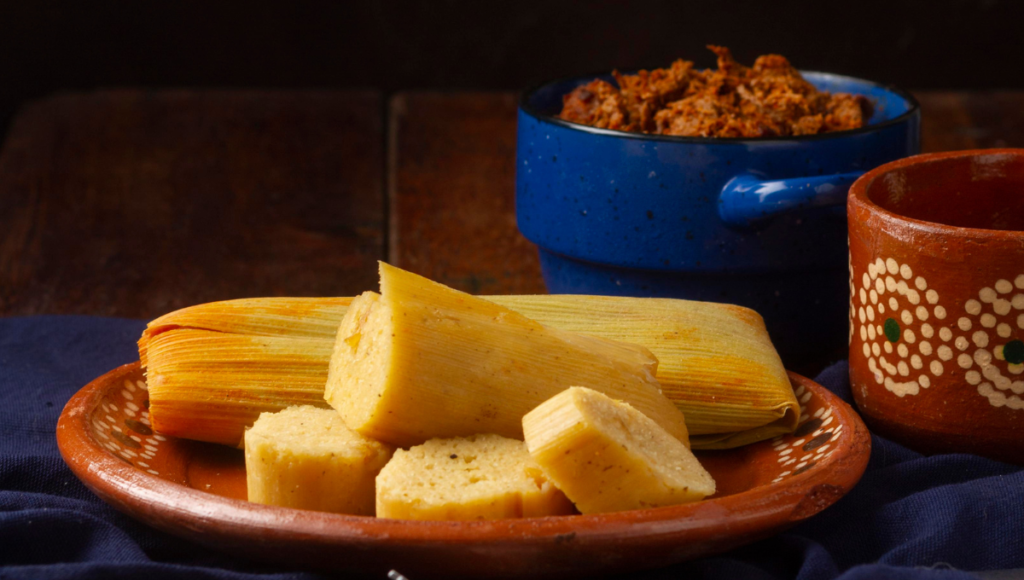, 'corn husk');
140,297,351,368
497,295,796,449
145,329,335,445
140,295,797,449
